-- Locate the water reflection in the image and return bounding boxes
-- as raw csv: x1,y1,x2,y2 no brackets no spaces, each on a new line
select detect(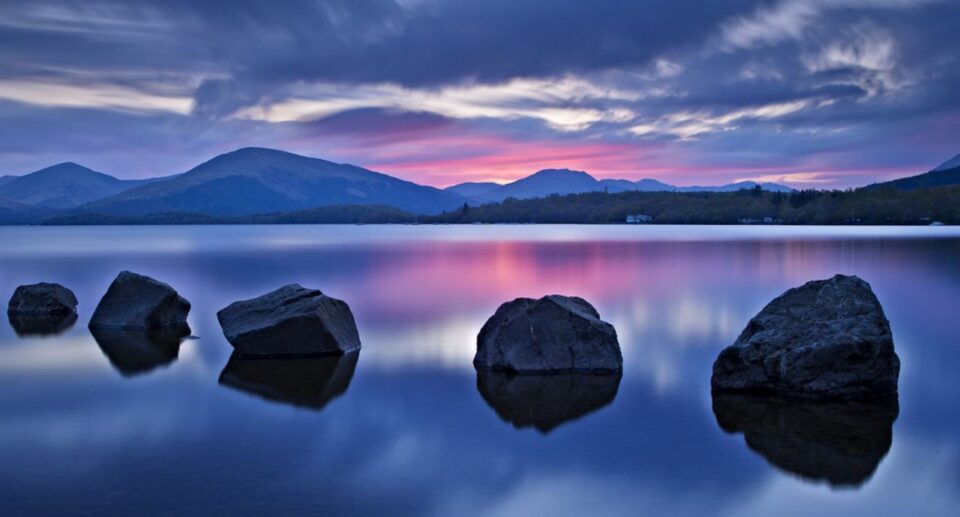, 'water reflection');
7,312,78,337
476,370,621,433
218,351,359,410
90,323,191,377
712,392,899,488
